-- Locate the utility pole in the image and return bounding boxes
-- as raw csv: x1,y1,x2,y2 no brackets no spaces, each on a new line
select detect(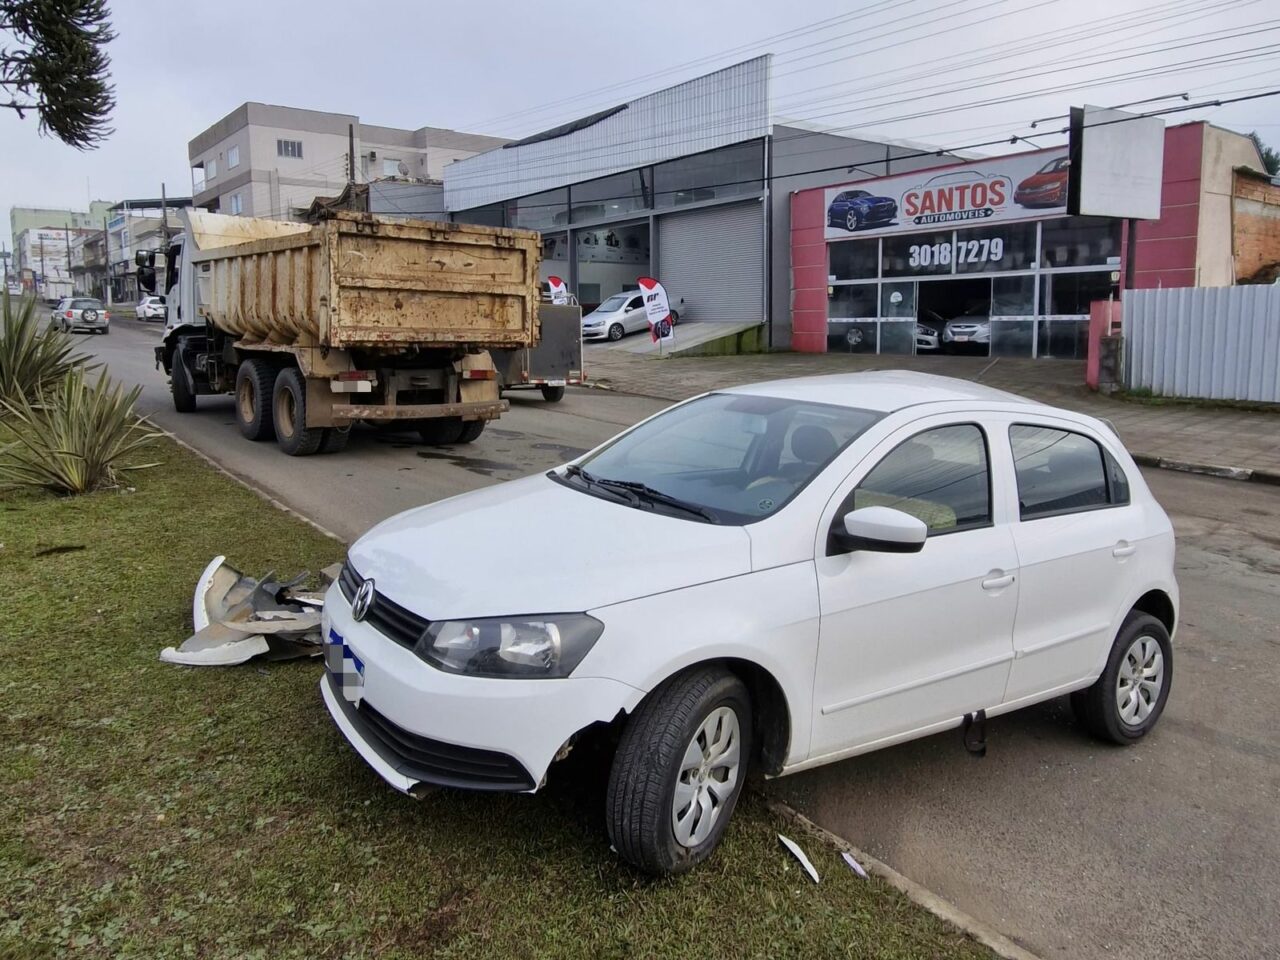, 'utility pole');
103,216,110,304
65,224,72,295
348,123,356,186
161,182,169,245
39,240,46,300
